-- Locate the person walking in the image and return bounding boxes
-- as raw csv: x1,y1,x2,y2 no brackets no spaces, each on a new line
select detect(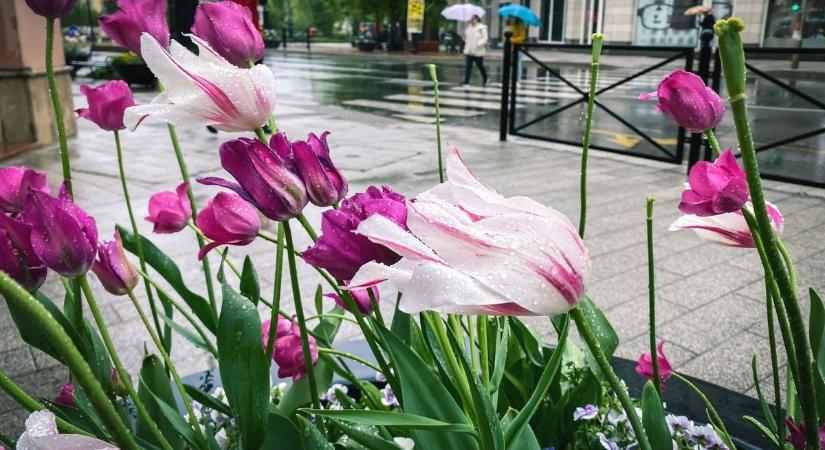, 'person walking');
462,15,489,86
